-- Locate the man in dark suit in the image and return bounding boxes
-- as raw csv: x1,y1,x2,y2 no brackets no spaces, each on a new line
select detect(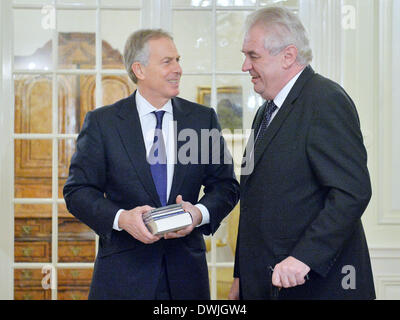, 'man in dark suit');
63,29,239,300
229,7,375,300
